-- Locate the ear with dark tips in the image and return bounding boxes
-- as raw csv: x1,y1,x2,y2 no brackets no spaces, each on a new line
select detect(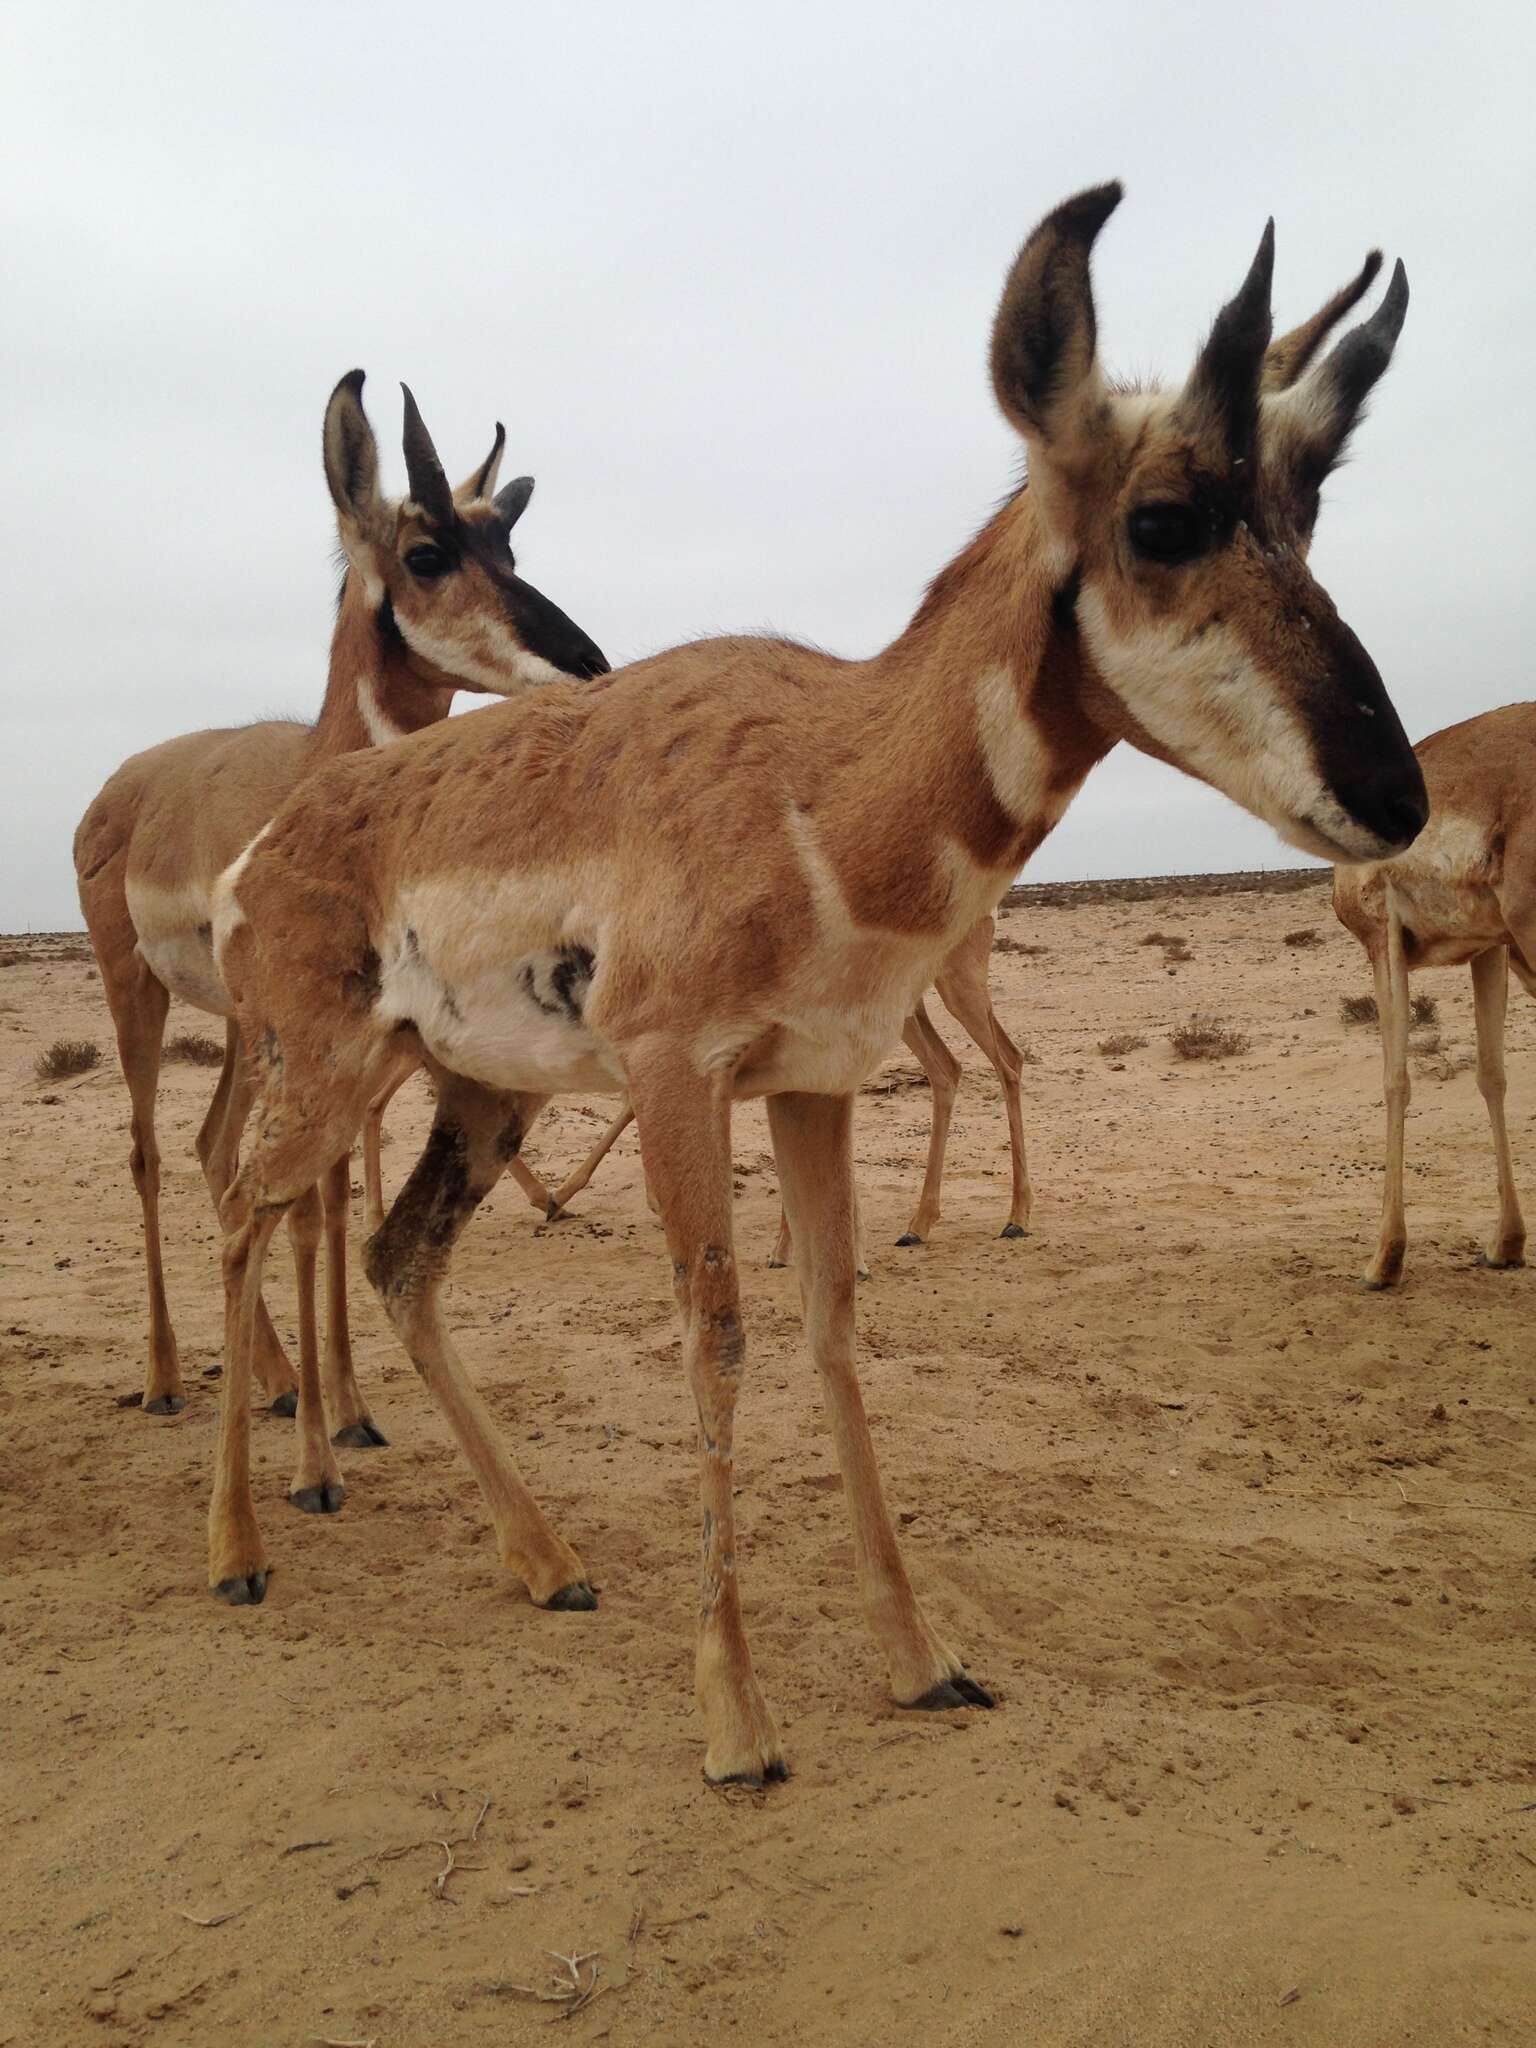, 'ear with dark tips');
493,474,535,531
990,180,1123,437
1319,257,1409,420
457,420,506,503
1183,219,1275,463
399,383,456,528
322,369,380,520
1263,249,1382,393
